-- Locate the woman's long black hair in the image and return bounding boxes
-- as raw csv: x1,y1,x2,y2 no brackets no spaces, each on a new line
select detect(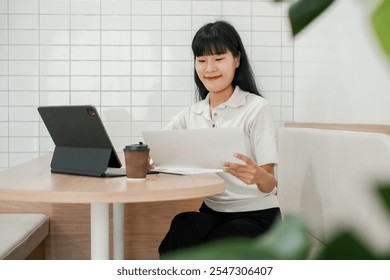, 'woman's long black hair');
192,20,261,100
